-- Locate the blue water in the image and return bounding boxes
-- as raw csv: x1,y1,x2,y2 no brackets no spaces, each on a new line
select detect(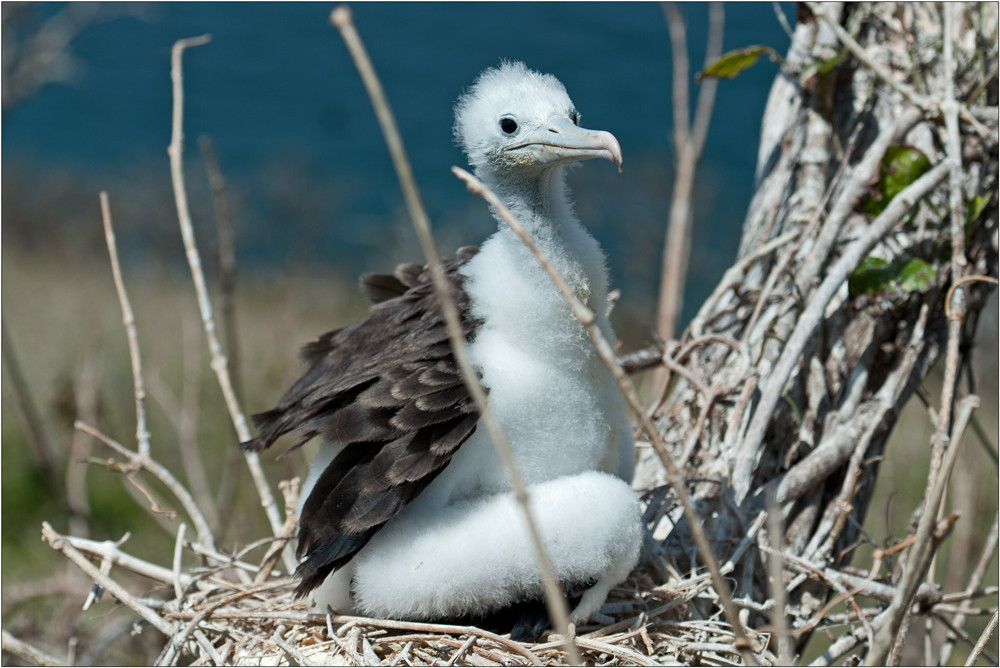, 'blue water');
3,2,793,325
